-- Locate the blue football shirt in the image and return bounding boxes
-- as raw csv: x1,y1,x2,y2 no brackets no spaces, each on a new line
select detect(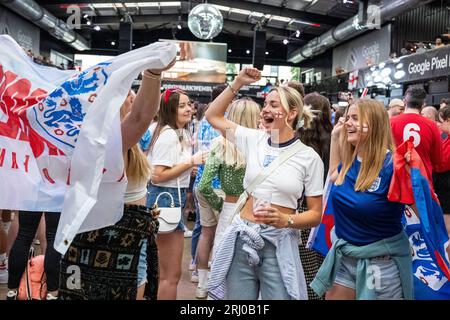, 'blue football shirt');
331,152,404,246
